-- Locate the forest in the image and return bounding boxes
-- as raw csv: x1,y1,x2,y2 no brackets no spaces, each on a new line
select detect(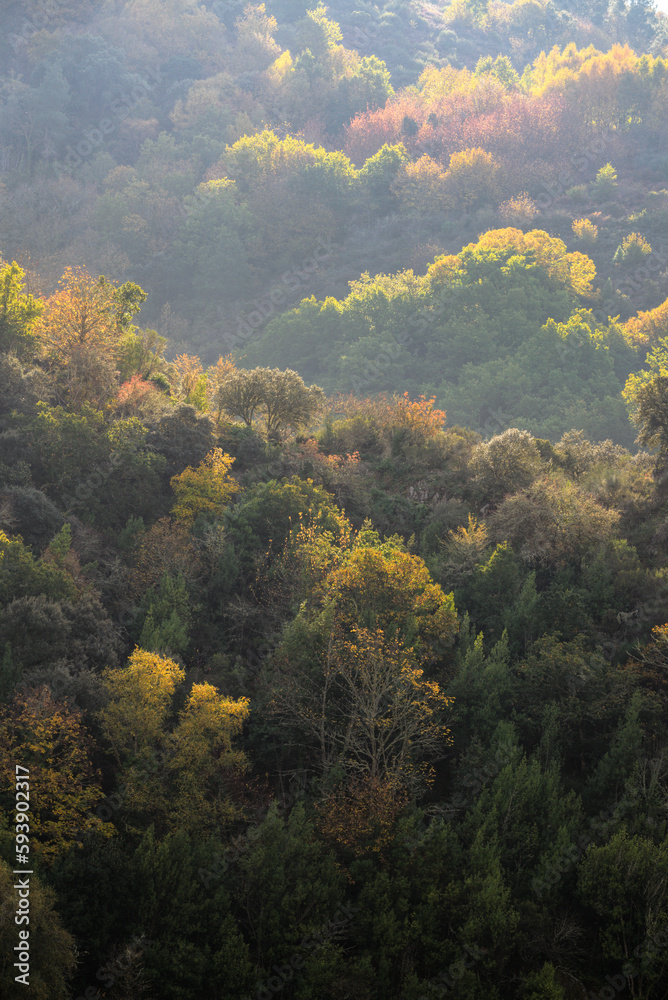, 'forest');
1,0,668,999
